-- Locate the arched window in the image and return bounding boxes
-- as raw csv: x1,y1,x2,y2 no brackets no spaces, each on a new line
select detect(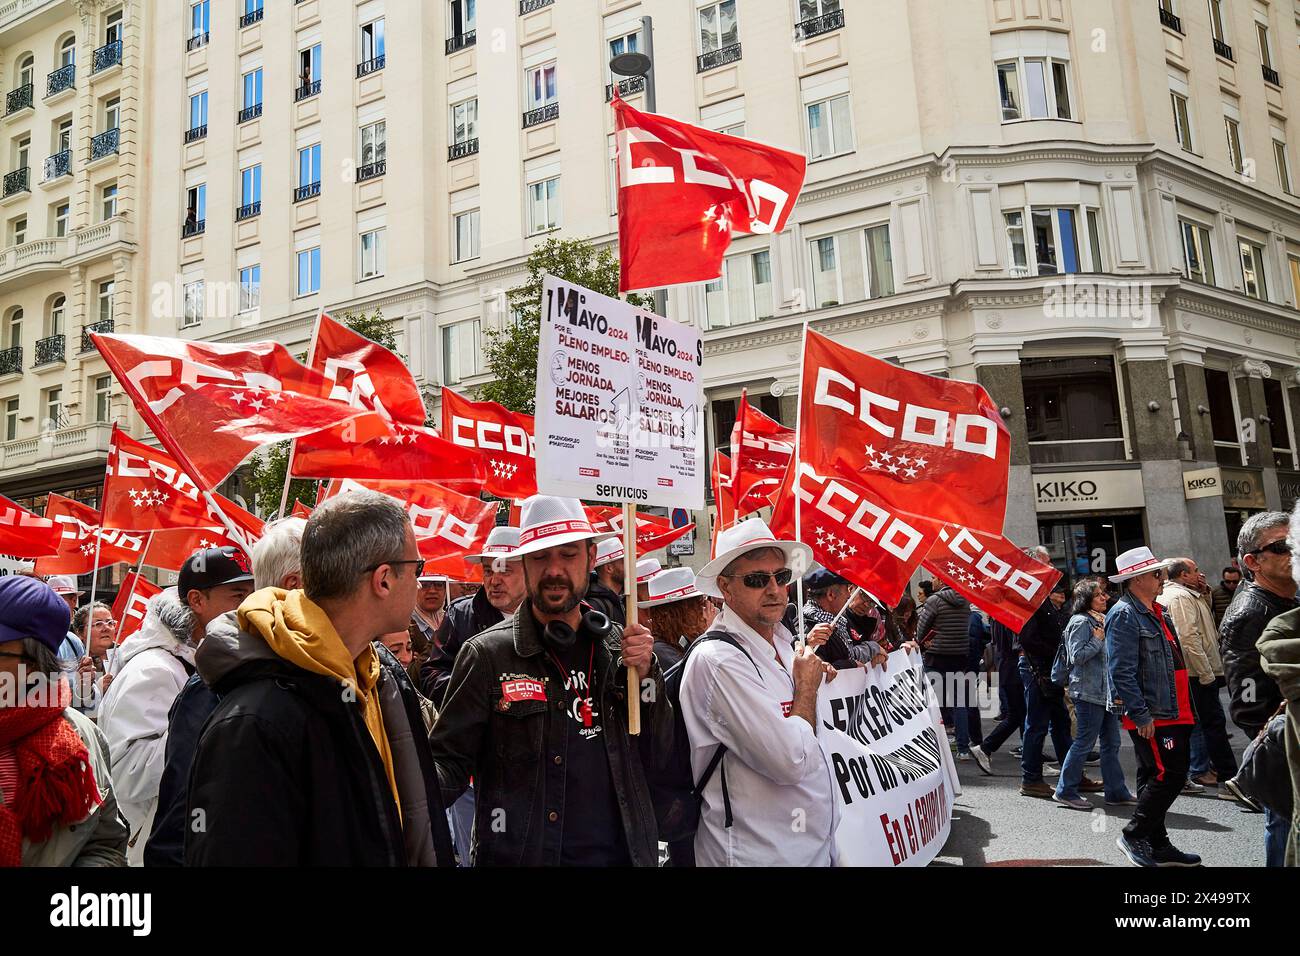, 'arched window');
5,308,23,350
60,35,76,68
48,295,66,337
17,54,35,89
